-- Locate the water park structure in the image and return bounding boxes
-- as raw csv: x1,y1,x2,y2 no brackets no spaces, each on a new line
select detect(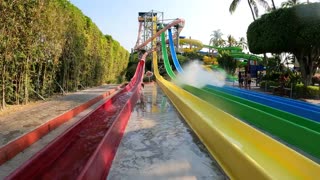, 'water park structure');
2,9,320,180
175,35,264,78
